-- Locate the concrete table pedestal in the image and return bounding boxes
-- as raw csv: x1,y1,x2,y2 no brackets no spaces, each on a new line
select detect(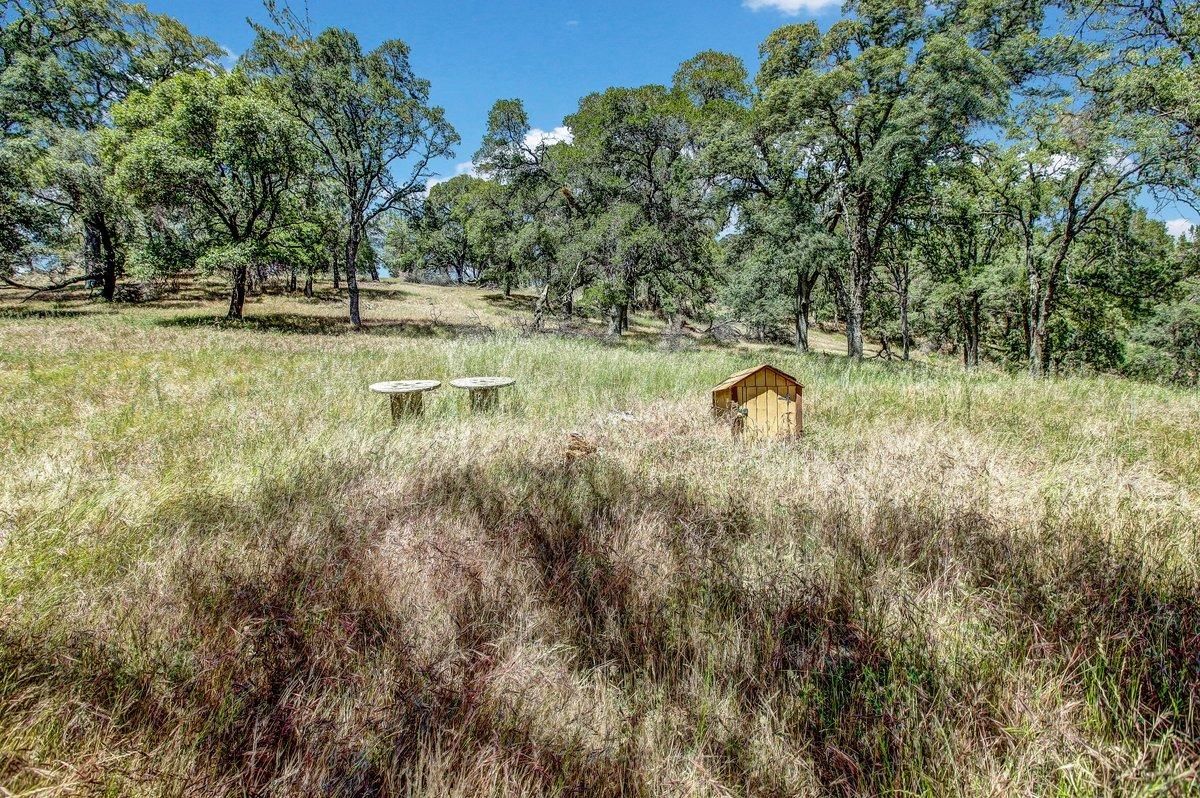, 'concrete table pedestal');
449,377,515,413
370,380,441,422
